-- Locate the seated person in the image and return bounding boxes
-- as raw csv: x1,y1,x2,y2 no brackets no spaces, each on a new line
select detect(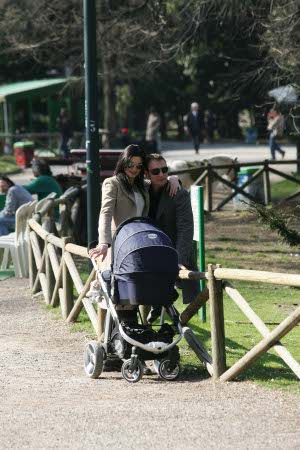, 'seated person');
23,159,62,201
23,159,62,220
0,176,33,236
